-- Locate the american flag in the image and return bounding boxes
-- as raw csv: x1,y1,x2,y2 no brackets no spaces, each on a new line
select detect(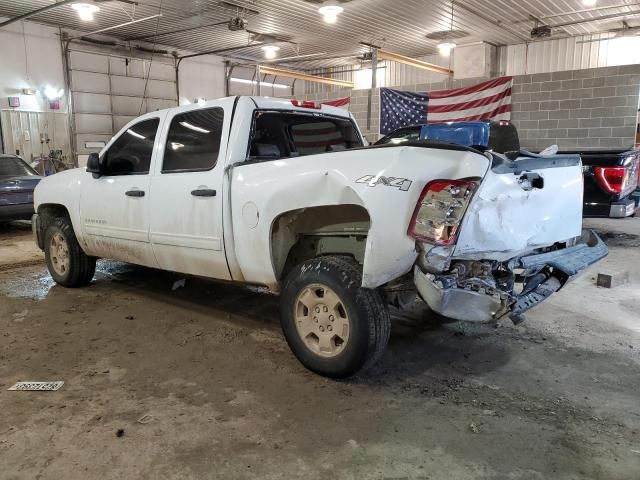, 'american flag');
380,76,513,134
380,88,429,135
